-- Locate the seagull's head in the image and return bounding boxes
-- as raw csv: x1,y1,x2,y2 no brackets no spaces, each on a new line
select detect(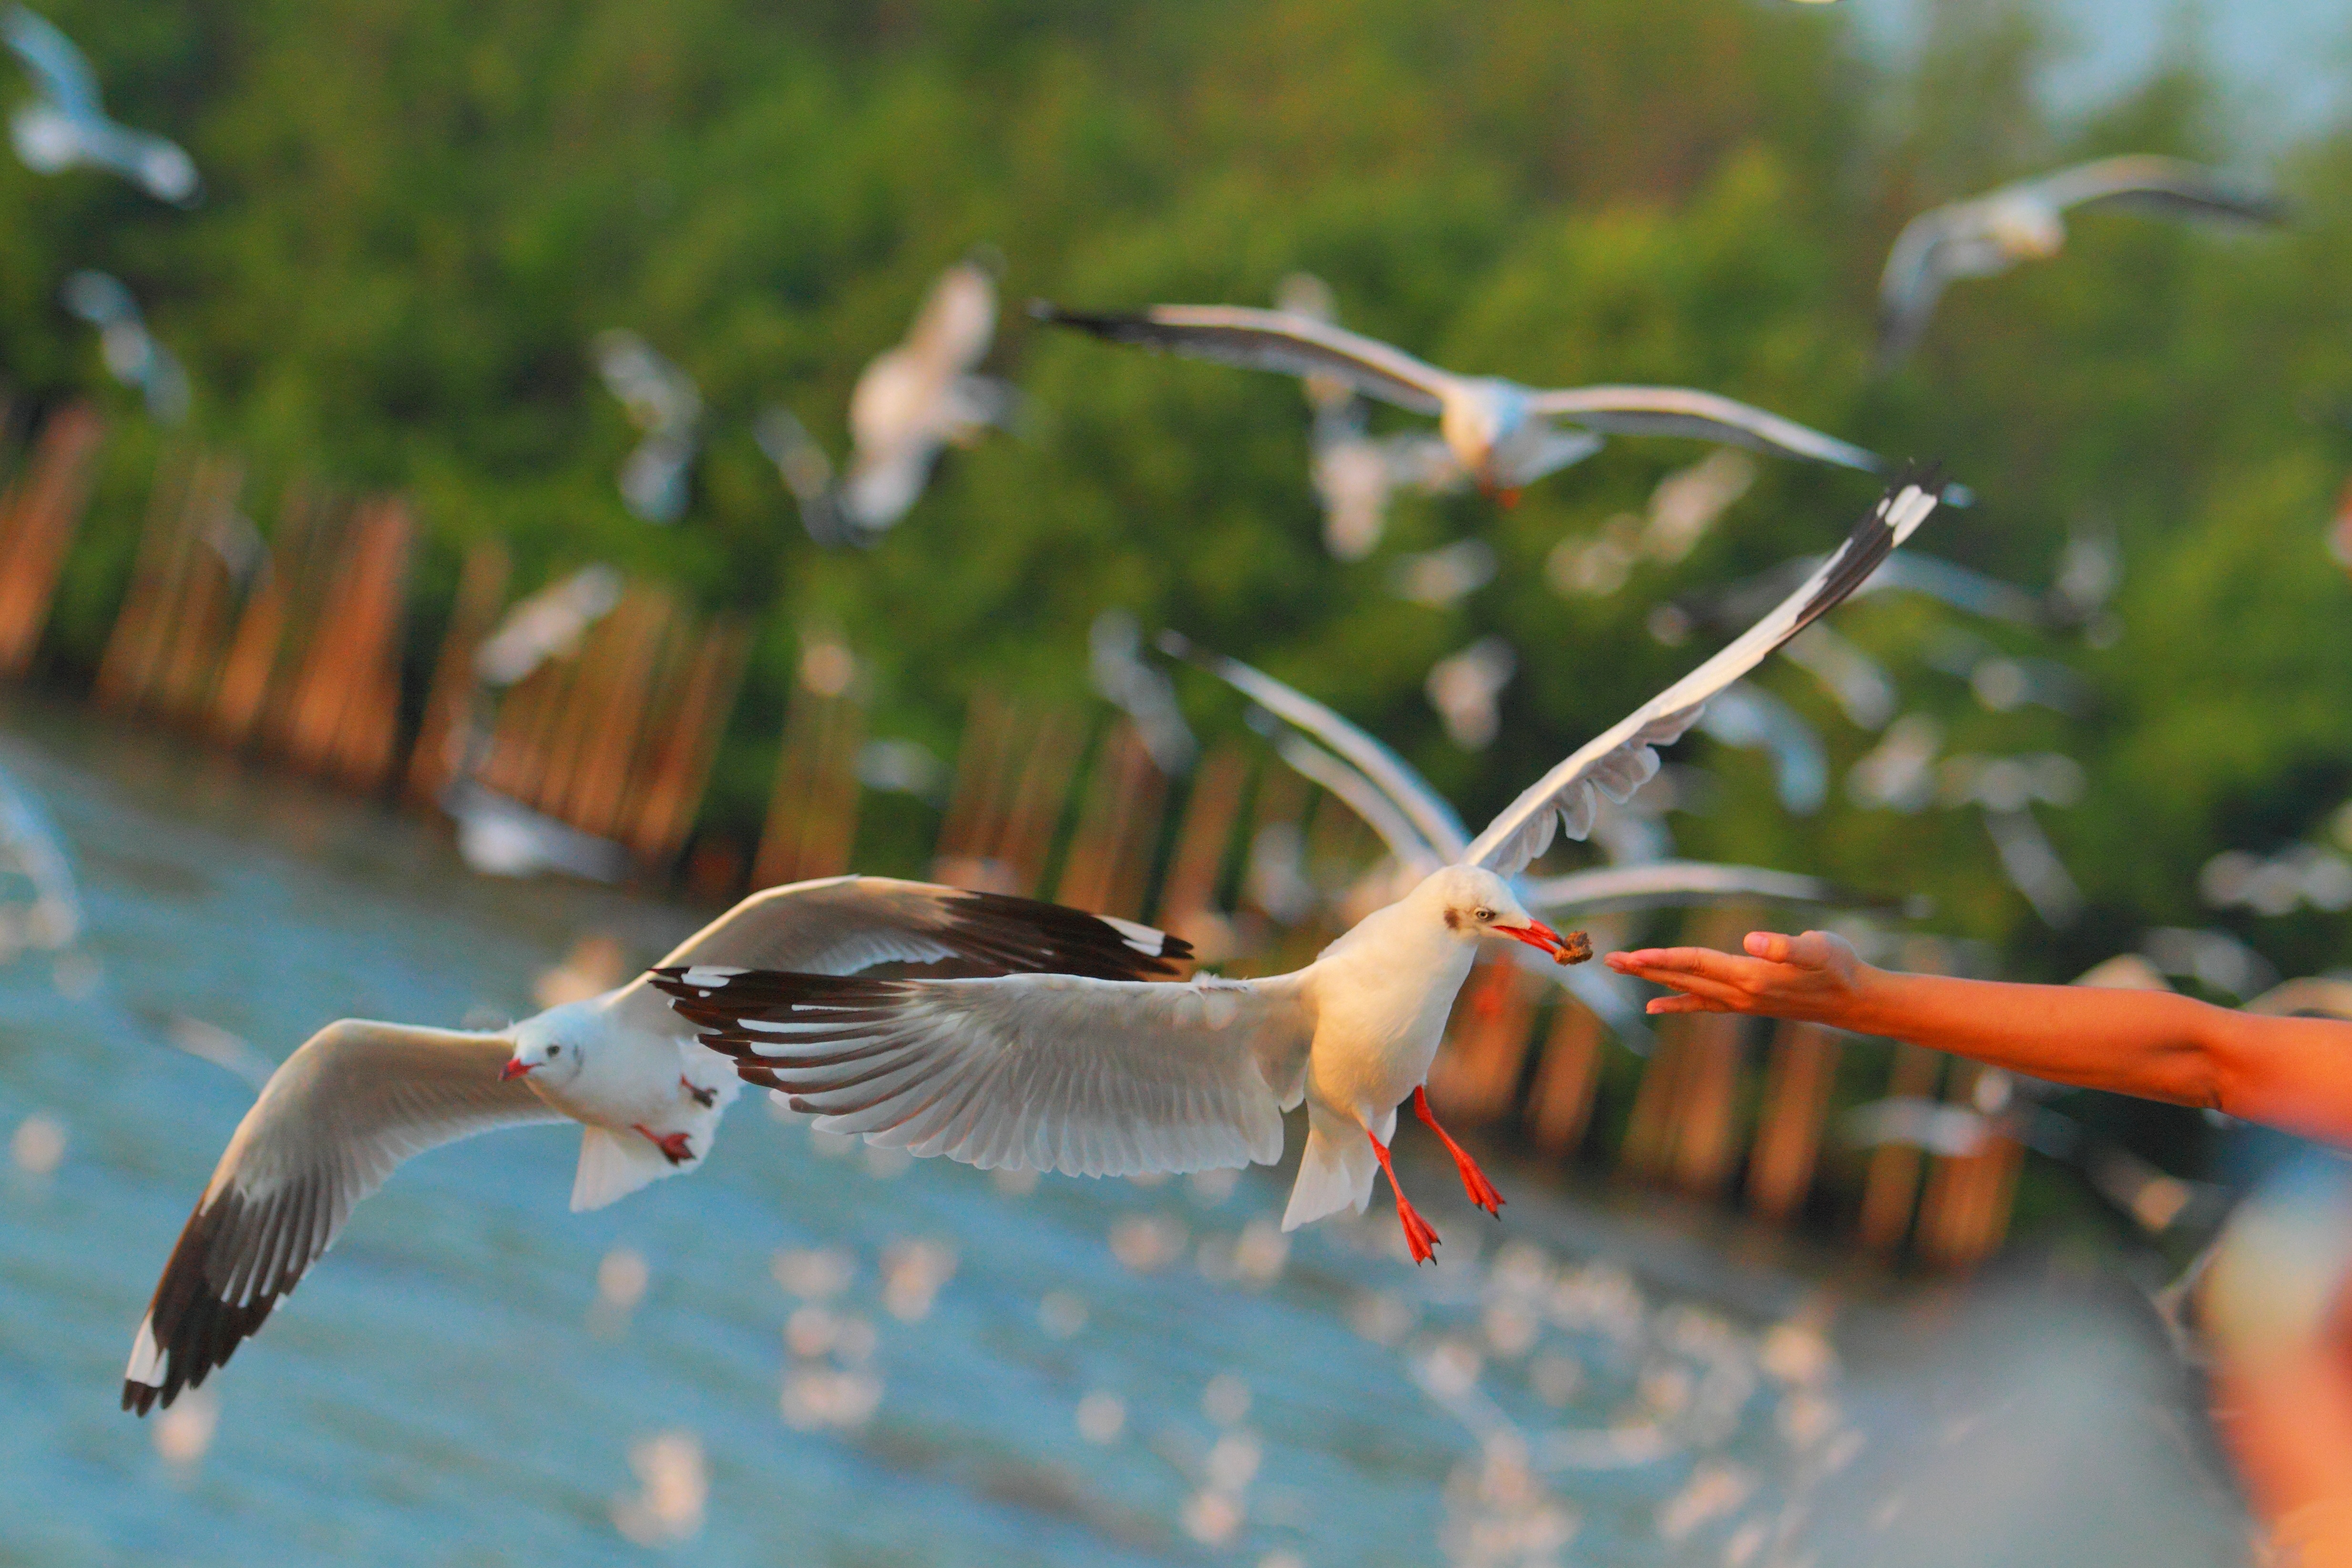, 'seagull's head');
1988,198,2065,259
1416,866,1586,964
502,1002,596,1086
1441,382,1528,490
